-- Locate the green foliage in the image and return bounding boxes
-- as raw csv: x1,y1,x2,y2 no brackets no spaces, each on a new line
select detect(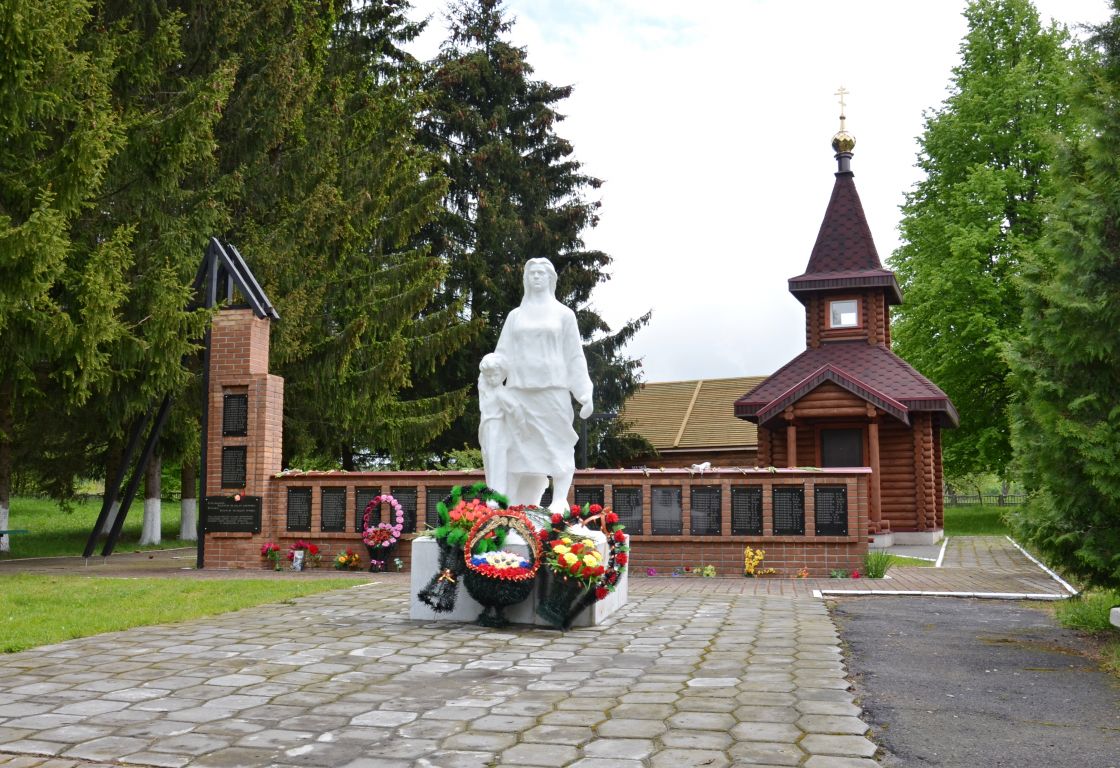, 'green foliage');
945,505,1013,535
412,0,650,467
1054,589,1120,633
863,550,893,579
0,574,356,653
890,0,1077,479
1009,7,1120,587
